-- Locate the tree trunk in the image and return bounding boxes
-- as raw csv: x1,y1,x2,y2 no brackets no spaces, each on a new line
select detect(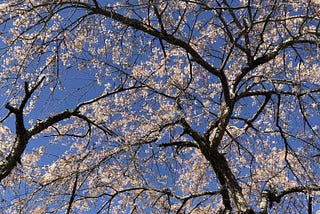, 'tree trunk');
203,147,254,213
